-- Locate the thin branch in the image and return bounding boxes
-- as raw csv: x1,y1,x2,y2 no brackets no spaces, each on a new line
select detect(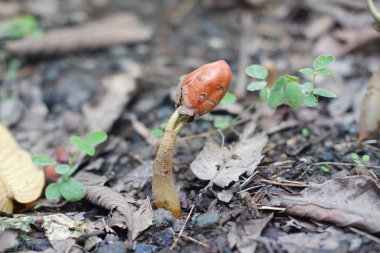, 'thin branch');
367,0,380,29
